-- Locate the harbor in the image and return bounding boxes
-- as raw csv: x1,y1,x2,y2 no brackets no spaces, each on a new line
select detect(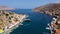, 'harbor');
46,17,60,34
33,3,60,34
